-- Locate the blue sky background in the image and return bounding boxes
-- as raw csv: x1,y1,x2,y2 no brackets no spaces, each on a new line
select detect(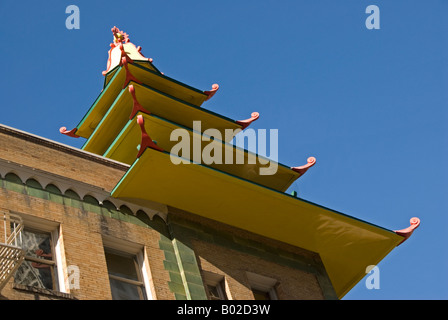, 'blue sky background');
0,1,447,299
